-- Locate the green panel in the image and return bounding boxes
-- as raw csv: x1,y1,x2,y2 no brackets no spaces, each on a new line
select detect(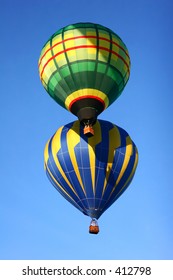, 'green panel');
47,72,61,93
97,62,107,74
70,63,79,73
53,87,66,108
107,67,119,80
47,70,124,108
60,66,71,78
70,61,96,74
87,61,96,71
78,62,88,72
47,62,126,107
64,23,96,30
